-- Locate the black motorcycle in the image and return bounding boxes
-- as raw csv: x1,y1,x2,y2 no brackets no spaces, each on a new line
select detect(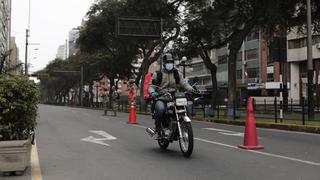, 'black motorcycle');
146,91,195,157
